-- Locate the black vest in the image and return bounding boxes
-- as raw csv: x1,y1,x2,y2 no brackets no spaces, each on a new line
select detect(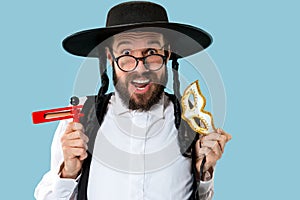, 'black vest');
77,93,201,200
